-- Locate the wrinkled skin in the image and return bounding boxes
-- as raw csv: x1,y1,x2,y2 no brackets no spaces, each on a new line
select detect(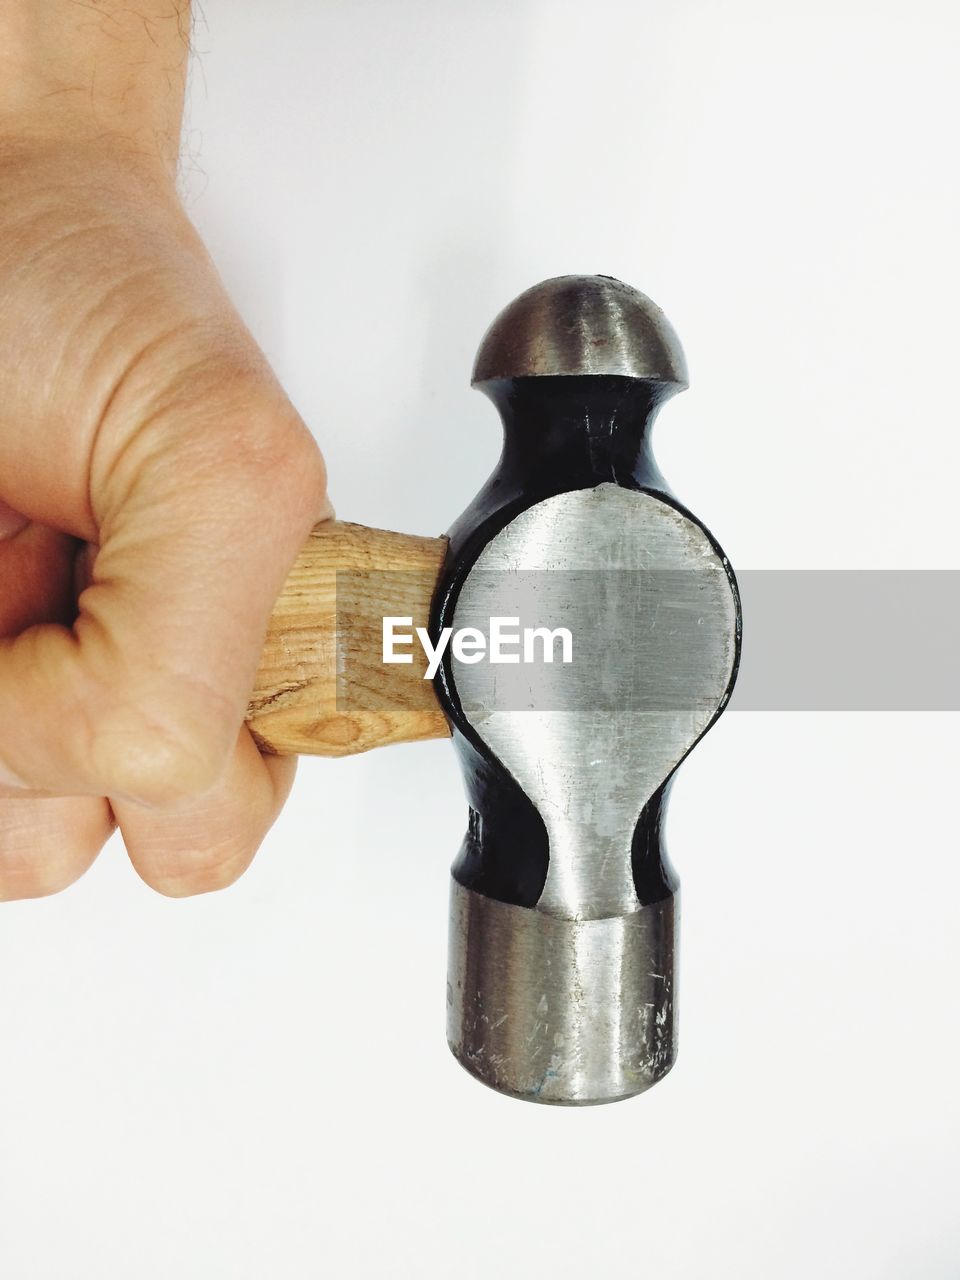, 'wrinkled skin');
0,137,331,899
